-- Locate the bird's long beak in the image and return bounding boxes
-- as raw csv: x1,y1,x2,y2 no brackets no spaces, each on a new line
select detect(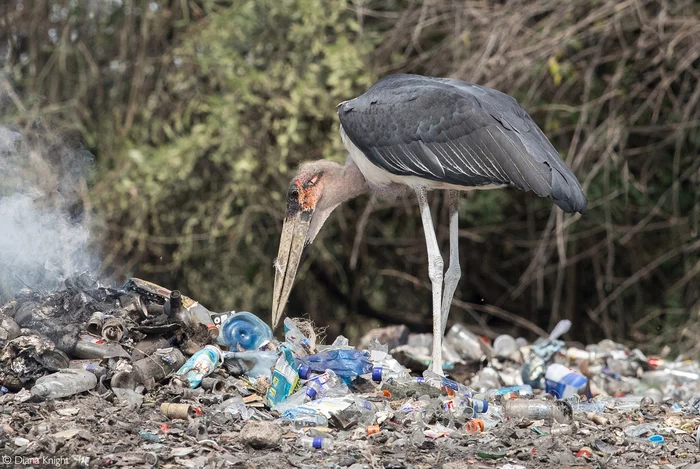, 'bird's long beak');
271,209,312,329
